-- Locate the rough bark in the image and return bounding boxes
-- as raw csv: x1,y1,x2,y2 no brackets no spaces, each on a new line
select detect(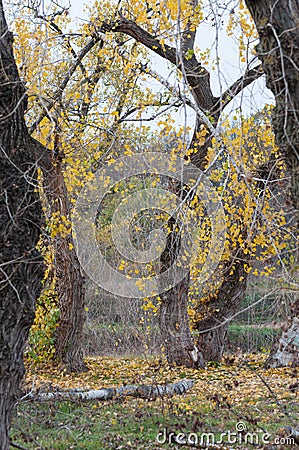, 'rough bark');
41,152,88,372
159,273,205,368
265,303,299,368
195,260,247,361
245,0,299,230
158,217,204,368
245,0,299,368
99,8,261,367
0,3,44,448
